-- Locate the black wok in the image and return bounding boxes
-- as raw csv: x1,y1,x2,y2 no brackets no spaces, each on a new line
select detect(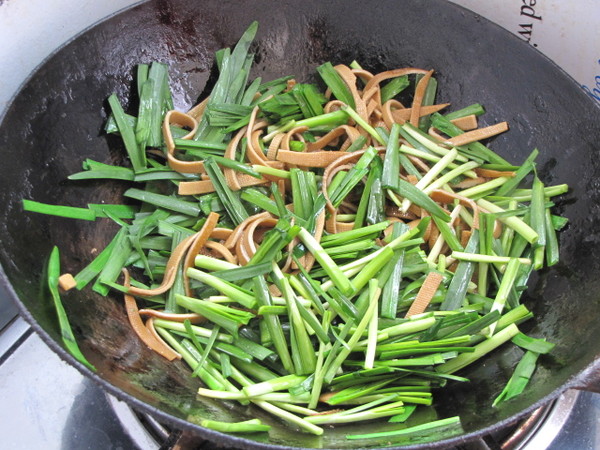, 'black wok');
1,0,599,448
